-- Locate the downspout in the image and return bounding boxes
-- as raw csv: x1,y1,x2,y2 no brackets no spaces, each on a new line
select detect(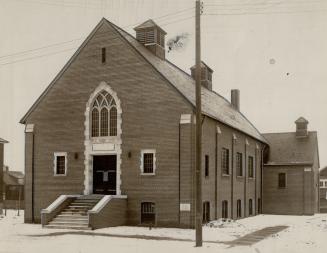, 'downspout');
214,127,218,220
244,141,247,217
260,144,267,214
254,145,257,215
231,135,235,219
178,123,181,224
32,133,35,223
